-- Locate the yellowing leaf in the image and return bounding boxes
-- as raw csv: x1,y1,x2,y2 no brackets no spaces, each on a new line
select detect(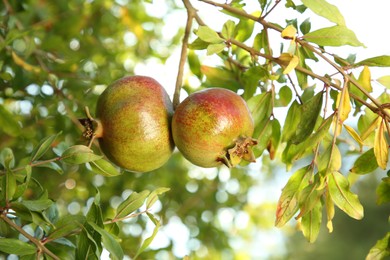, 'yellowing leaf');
344,124,364,149
361,116,381,141
336,86,351,122
374,119,388,170
12,51,41,74
376,75,390,89
282,25,297,40
283,55,299,74
358,65,372,92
